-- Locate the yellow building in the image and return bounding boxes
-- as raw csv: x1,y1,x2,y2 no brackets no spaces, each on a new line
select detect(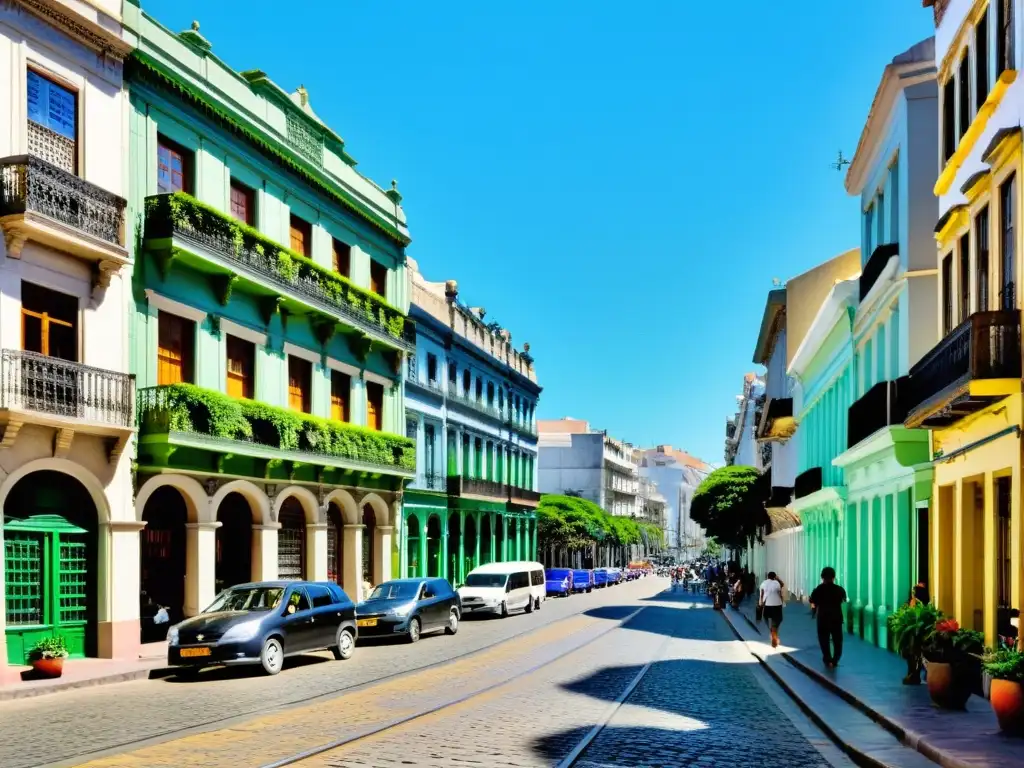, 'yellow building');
909,0,1024,645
